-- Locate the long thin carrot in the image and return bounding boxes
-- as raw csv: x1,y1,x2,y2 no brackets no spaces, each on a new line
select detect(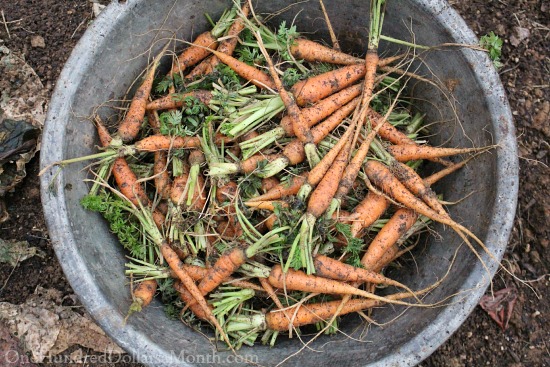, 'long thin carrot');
364,159,491,262
267,265,423,307
254,30,319,167
351,155,475,238
159,242,233,349
387,144,488,162
119,44,169,142
208,1,250,71
263,285,430,331
239,84,362,158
